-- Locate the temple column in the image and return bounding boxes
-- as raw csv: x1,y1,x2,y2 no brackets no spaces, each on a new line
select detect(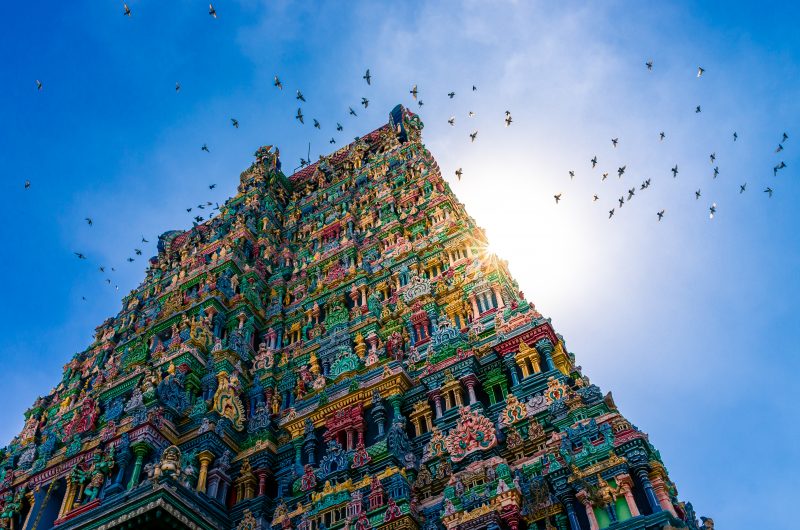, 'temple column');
576,490,600,530
432,393,443,418
633,467,661,514
493,285,505,309
106,441,132,495
58,479,76,518
127,442,151,490
535,339,555,372
615,474,640,517
257,469,268,496
649,474,678,517
469,293,480,319
560,492,582,530
463,376,478,404
197,450,215,493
